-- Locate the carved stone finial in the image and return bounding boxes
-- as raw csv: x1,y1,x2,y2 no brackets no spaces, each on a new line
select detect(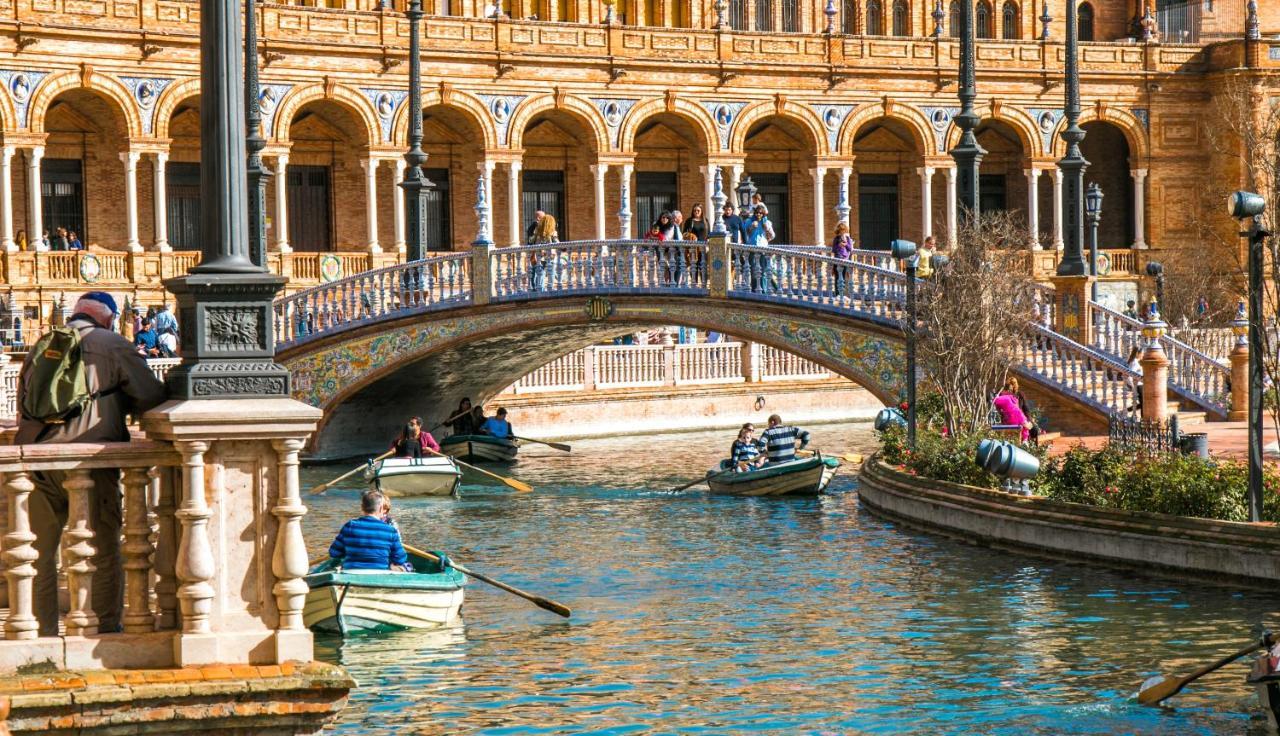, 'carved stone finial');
1246,0,1261,41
